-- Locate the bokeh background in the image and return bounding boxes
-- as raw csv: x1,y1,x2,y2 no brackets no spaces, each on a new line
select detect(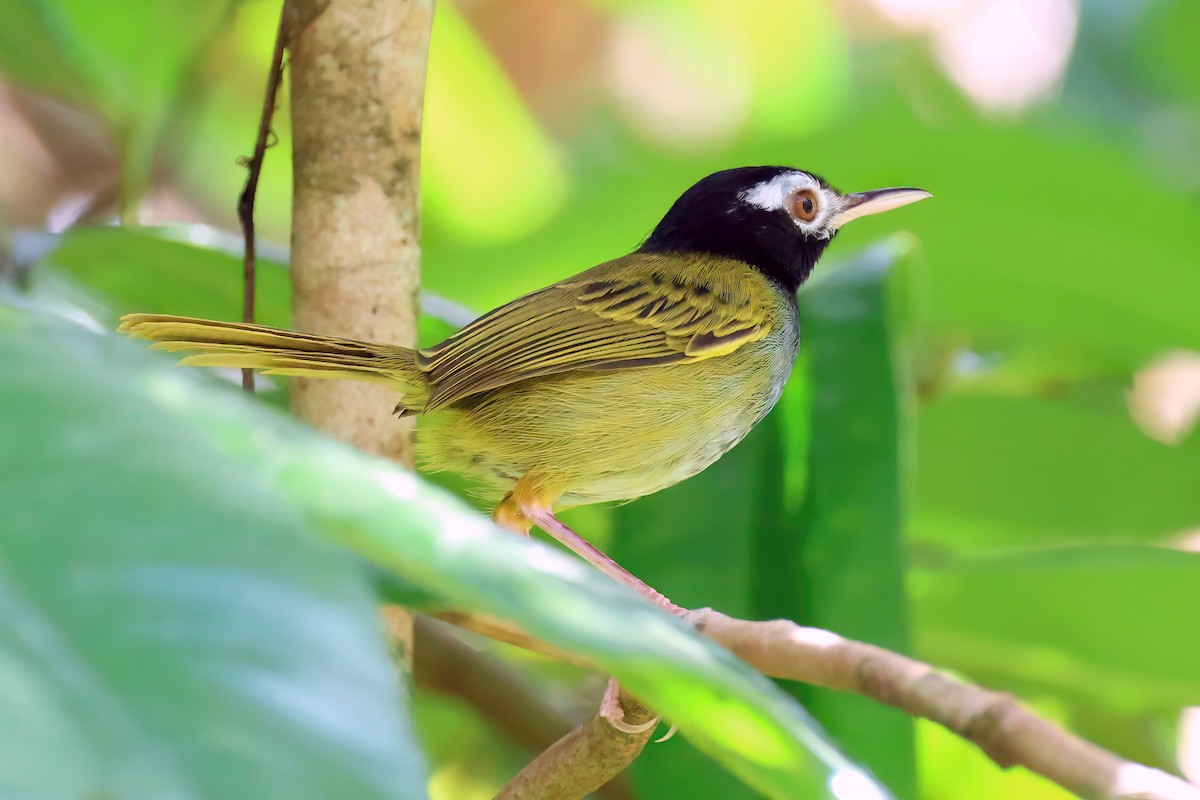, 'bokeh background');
2,0,1198,798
